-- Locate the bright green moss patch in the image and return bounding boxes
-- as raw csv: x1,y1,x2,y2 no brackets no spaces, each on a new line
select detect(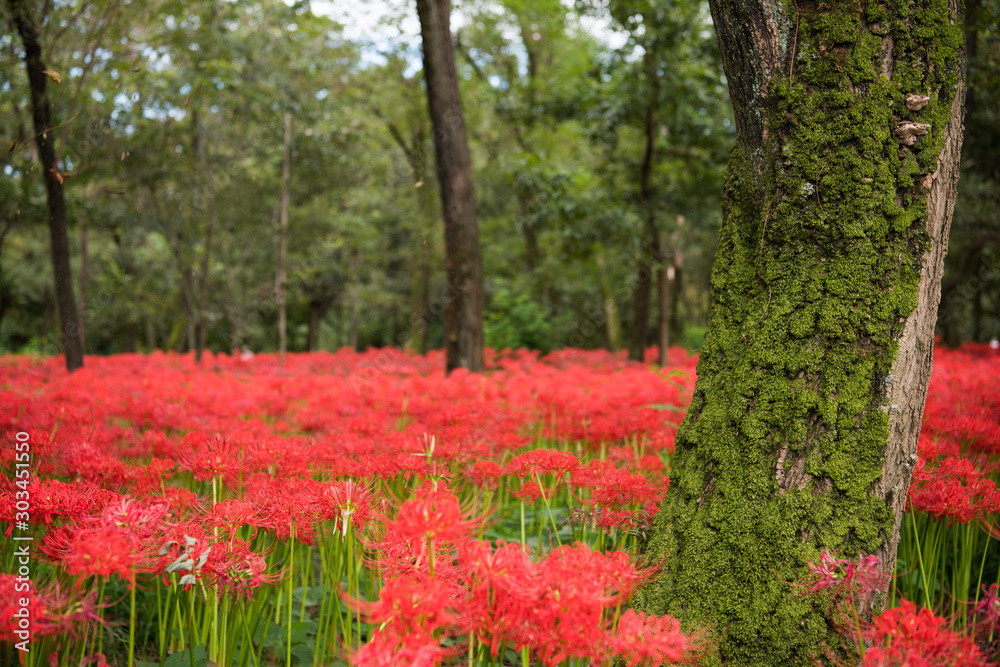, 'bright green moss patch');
635,1,964,665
